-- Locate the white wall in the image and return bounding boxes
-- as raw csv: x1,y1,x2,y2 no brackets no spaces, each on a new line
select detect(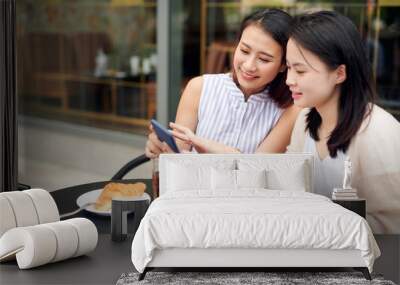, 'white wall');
18,117,152,191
